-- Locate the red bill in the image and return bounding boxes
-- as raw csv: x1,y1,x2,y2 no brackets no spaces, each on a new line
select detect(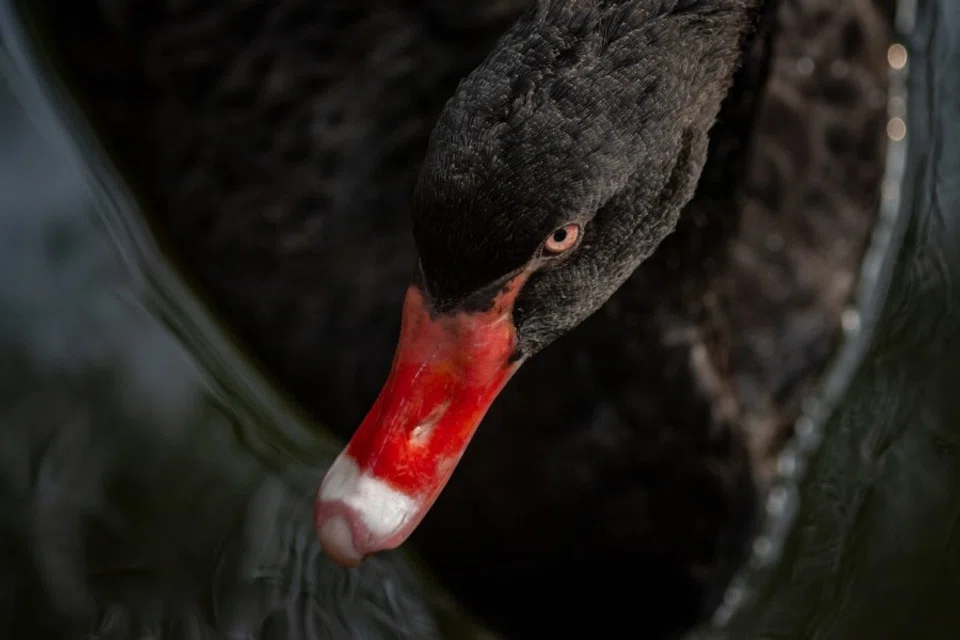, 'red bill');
314,275,528,567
